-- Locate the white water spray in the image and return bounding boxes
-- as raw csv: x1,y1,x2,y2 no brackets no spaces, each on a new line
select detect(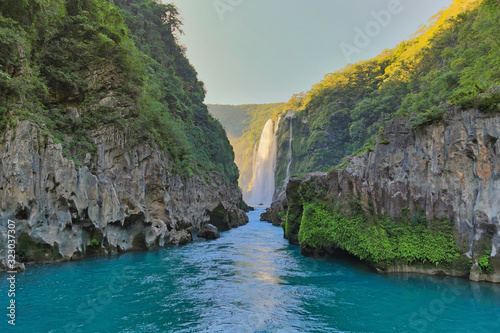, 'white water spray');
245,119,278,205
275,111,294,201
284,115,293,185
